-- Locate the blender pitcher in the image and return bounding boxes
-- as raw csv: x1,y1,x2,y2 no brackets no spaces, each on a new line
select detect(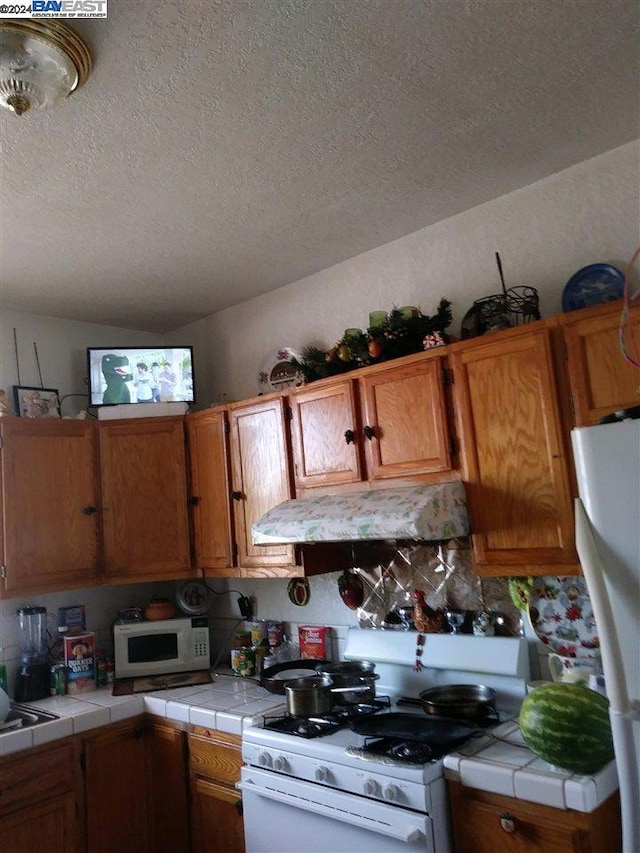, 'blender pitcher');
15,606,51,701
